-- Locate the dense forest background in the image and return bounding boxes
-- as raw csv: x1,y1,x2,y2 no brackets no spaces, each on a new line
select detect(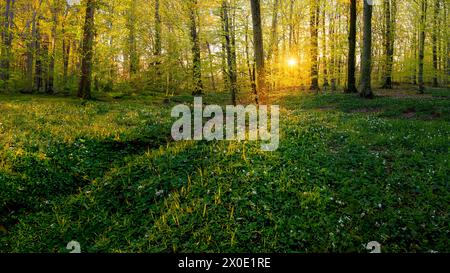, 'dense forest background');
0,0,448,100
